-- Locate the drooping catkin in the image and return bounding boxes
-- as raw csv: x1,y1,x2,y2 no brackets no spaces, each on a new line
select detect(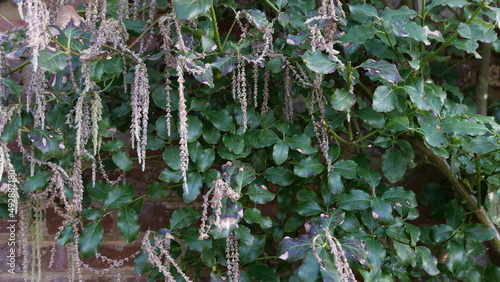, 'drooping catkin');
130,62,150,171
19,0,50,71
177,64,190,196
